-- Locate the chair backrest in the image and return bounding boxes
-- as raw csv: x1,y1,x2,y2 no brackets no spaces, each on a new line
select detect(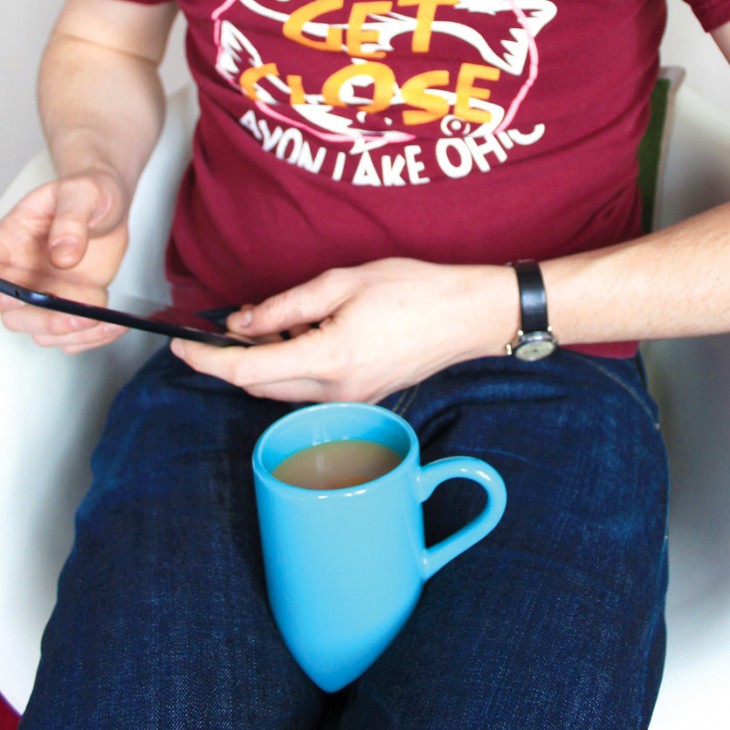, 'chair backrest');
637,66,686,233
